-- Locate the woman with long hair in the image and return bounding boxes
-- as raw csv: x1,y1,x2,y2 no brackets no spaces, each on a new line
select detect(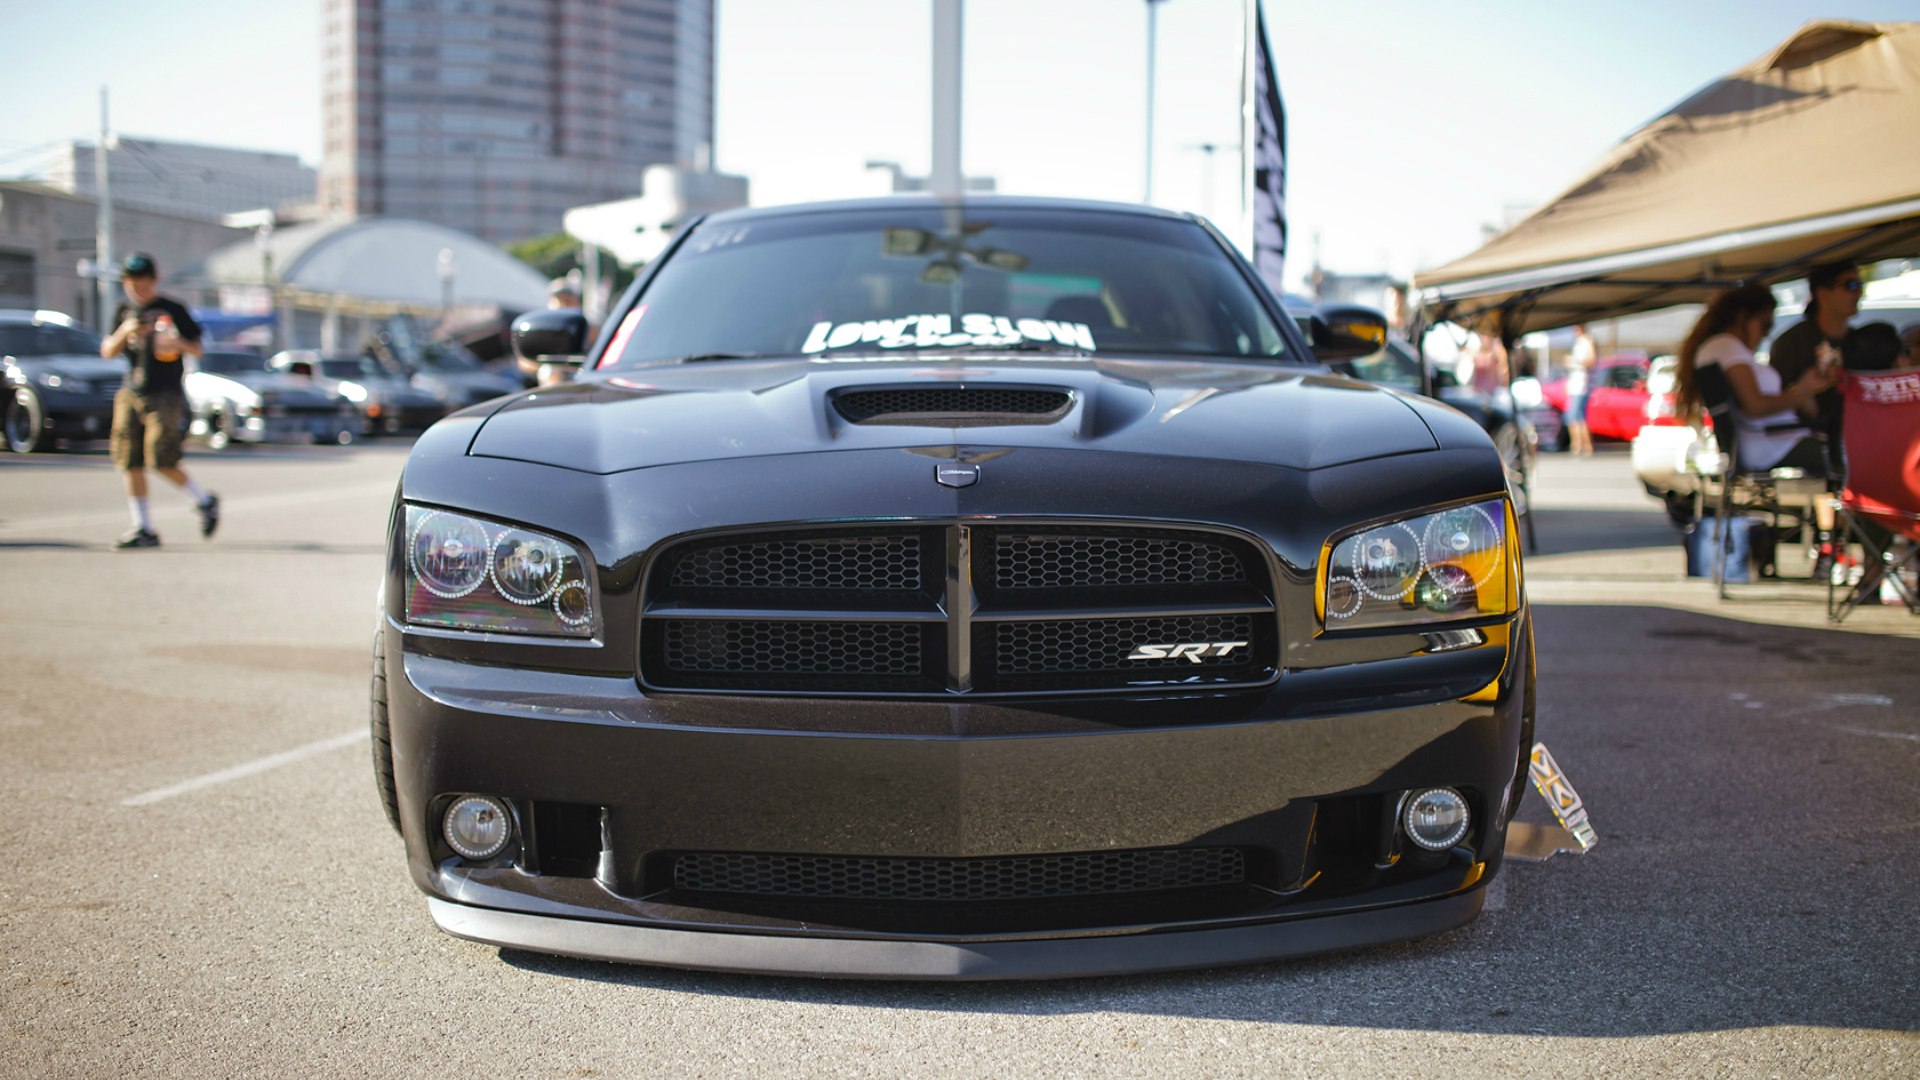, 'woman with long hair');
1675,283,1832,469
1676,282,1837,571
